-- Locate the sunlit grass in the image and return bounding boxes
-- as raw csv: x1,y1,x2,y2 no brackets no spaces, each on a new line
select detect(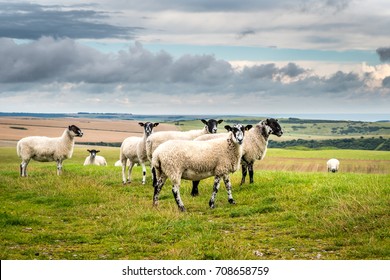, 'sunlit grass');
0,147,389,260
